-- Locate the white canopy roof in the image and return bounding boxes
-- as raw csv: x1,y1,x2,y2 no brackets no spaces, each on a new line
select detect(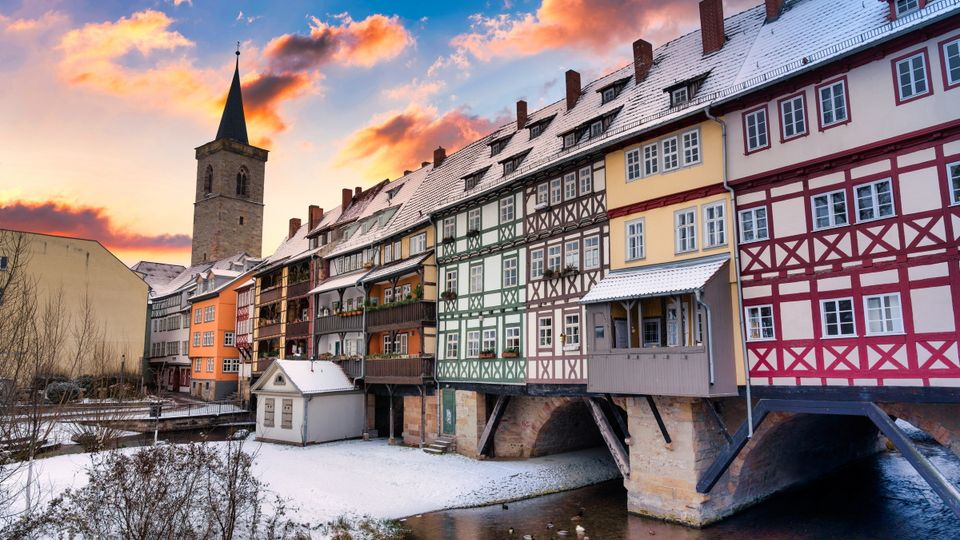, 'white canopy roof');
308,270,368,296
361,252,431,284
580,255,728,304
252,360,355,395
